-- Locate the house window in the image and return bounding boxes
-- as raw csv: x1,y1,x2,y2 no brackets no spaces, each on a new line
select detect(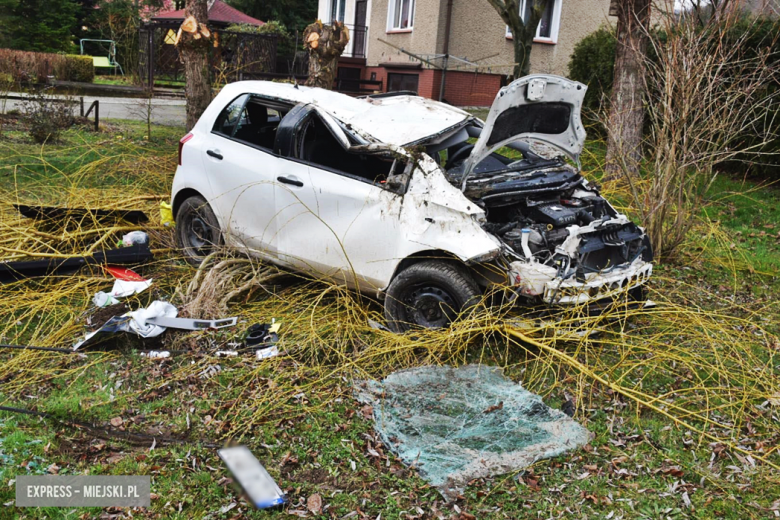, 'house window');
331,0,346,22
388,0,415,30
506,0,562,43
387,73,419,94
